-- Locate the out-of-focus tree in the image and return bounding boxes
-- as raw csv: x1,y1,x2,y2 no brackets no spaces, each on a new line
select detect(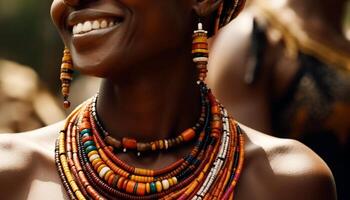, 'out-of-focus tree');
0,0,62,92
